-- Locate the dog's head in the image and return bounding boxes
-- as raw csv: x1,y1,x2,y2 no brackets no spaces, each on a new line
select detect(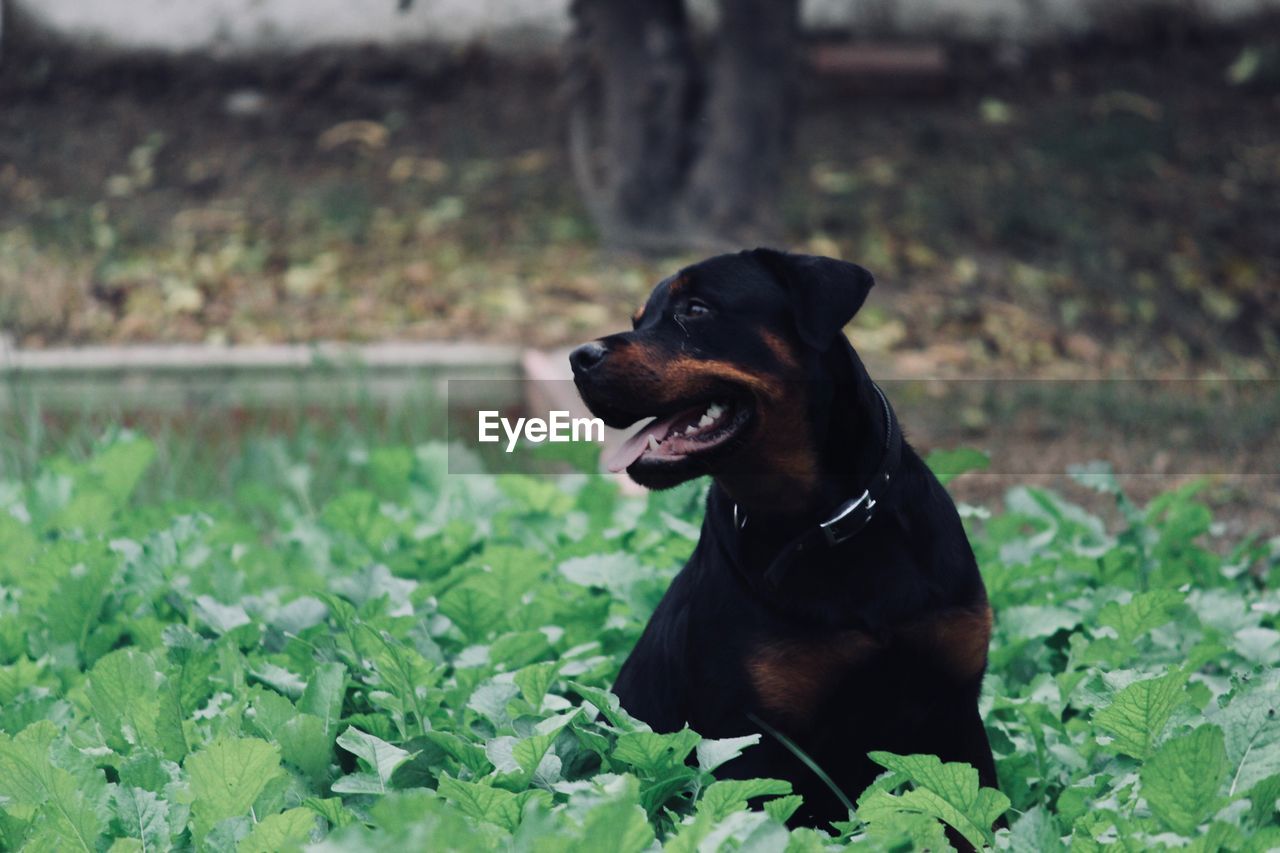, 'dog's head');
570,249,874,492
